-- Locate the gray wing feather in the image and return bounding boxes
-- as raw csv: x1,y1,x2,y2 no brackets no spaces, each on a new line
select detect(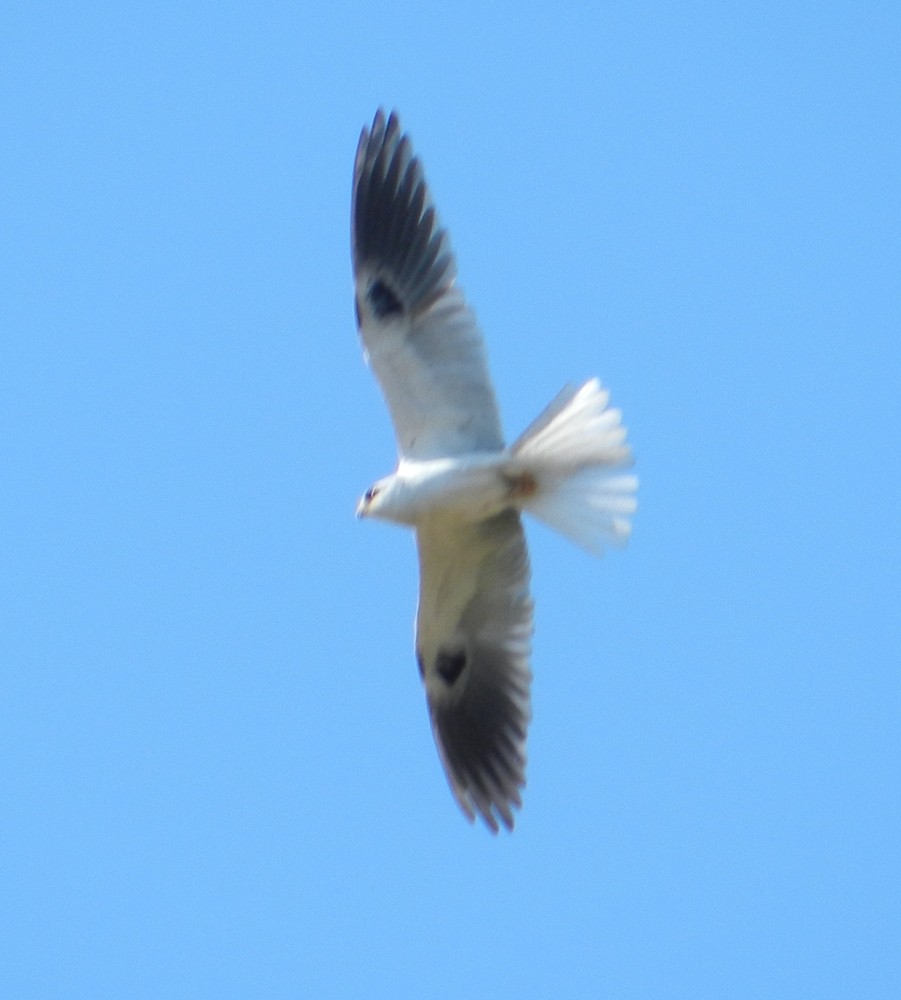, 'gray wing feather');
415,510,533,832
352,109,504,460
